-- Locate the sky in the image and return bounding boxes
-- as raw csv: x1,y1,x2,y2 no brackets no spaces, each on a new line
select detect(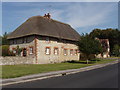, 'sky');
1,1,119,35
